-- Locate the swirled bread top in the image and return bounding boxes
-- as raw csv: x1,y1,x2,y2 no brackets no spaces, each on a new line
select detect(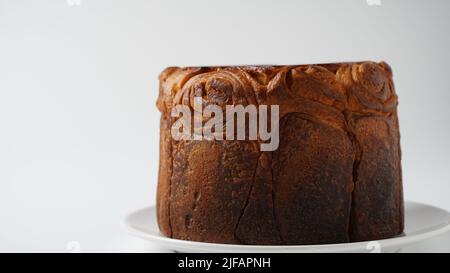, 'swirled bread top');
157,62,398,119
